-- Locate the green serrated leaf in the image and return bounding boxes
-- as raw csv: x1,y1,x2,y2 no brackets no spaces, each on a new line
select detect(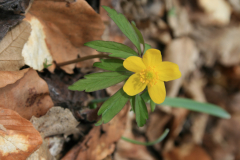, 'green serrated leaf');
150,99,156,112
135,94,148,127
131,21,145,51
98,88,130,123
130,96,136,113
144,43,152,54
85,40,138,59
93,59,127,71
102,6,141,54
68,72,131,92
161,97,231,119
